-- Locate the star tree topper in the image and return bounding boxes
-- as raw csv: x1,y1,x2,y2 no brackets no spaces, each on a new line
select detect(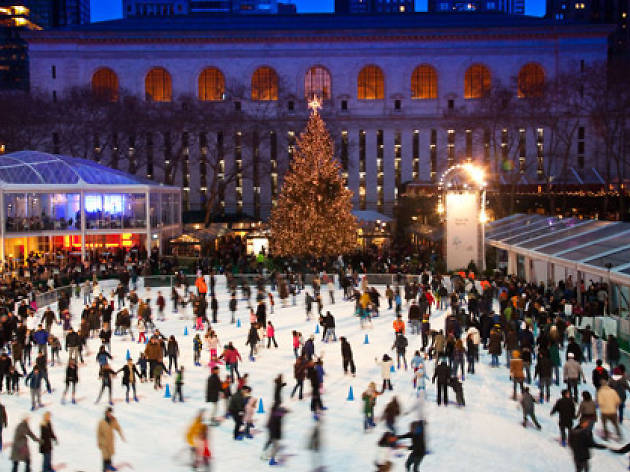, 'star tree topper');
308,95,322,115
